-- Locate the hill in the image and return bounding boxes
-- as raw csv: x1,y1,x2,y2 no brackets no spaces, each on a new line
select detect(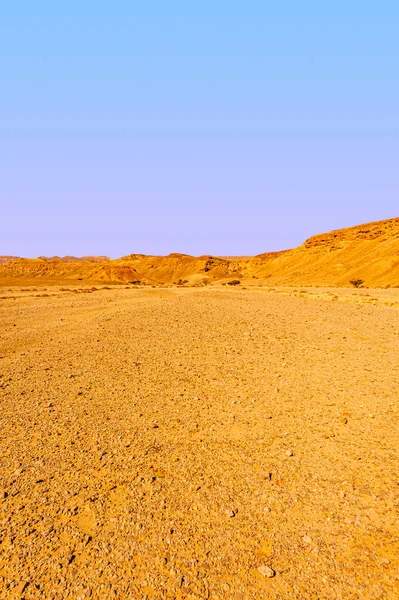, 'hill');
246,217,399,287
0,217,398,287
